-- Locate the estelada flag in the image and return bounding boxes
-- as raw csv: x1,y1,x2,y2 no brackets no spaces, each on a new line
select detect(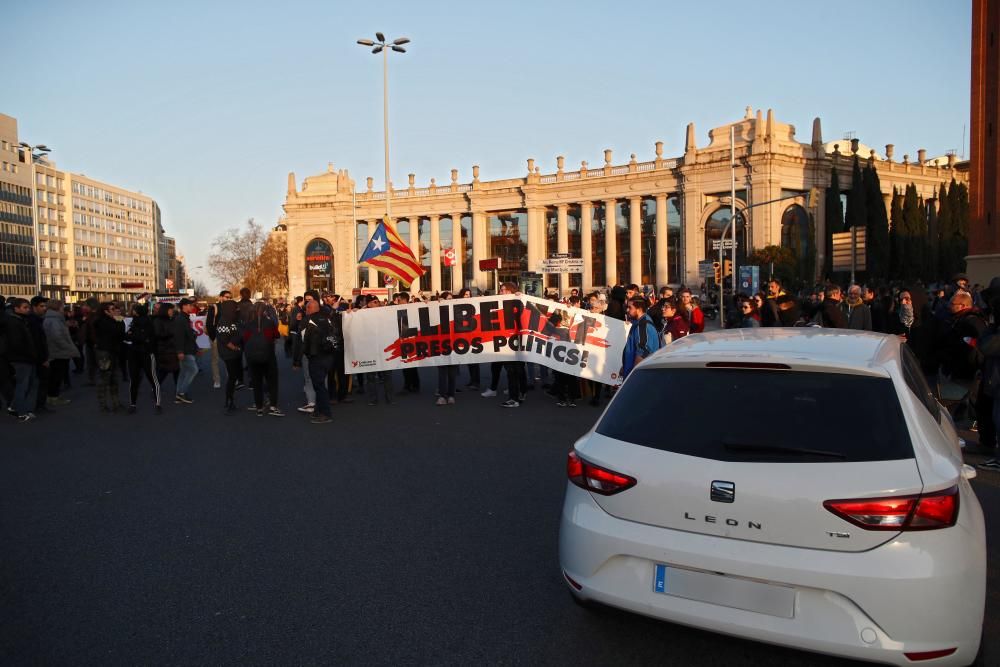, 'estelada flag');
358,216,426,286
